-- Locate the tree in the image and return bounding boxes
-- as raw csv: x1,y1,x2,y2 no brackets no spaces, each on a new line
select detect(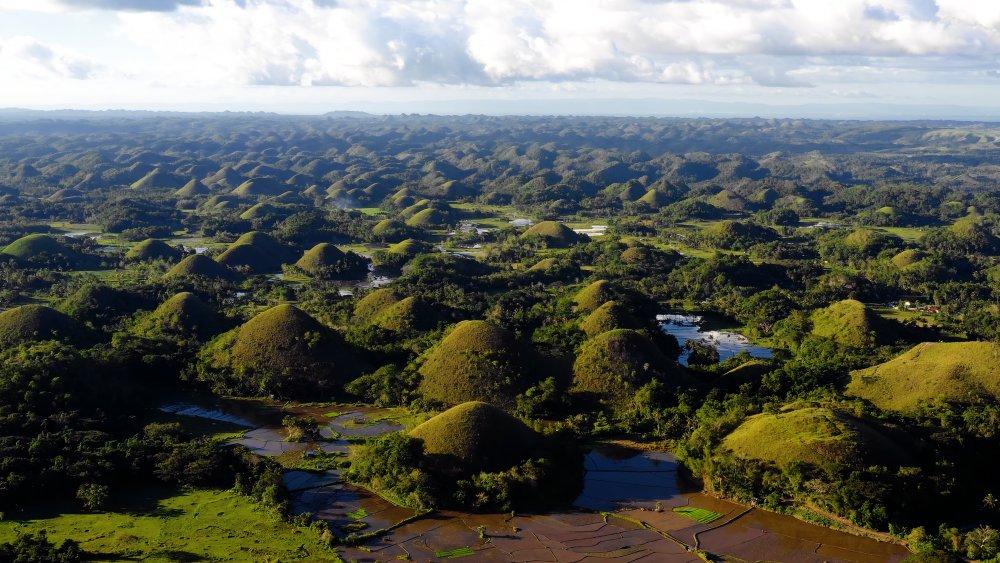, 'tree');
965,526,1000,560
76,483,109,511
